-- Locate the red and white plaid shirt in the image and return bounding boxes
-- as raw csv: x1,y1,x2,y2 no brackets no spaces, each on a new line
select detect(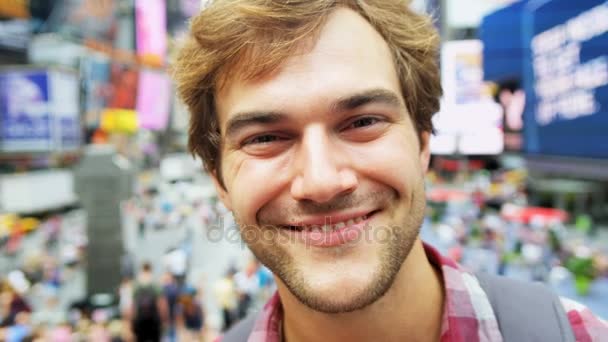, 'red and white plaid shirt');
233,243,607,342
